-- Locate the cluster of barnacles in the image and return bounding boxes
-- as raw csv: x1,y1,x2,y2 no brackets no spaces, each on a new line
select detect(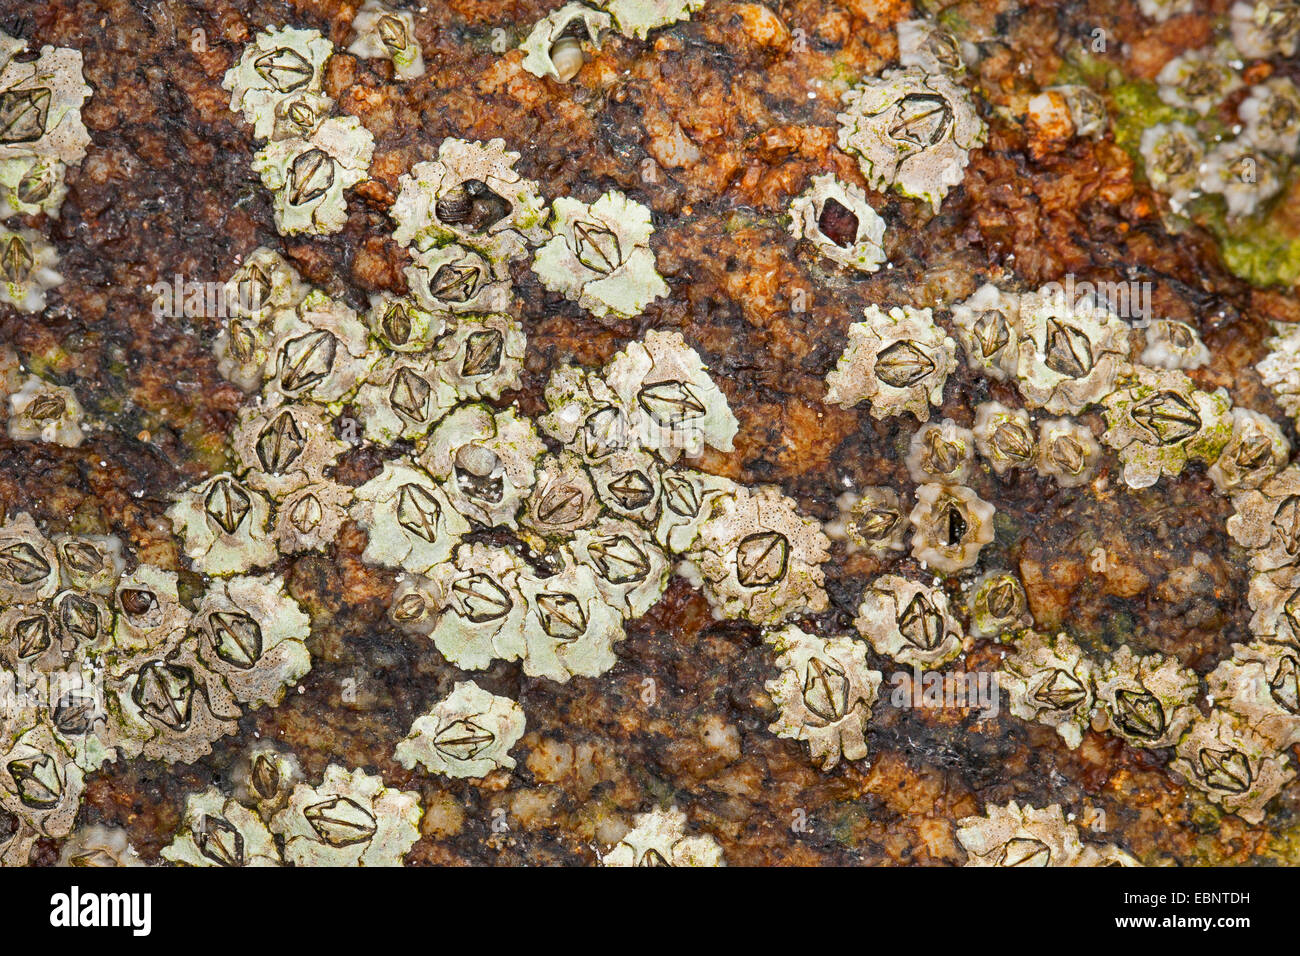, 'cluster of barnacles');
956,802,1137,867
519,0,707,80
